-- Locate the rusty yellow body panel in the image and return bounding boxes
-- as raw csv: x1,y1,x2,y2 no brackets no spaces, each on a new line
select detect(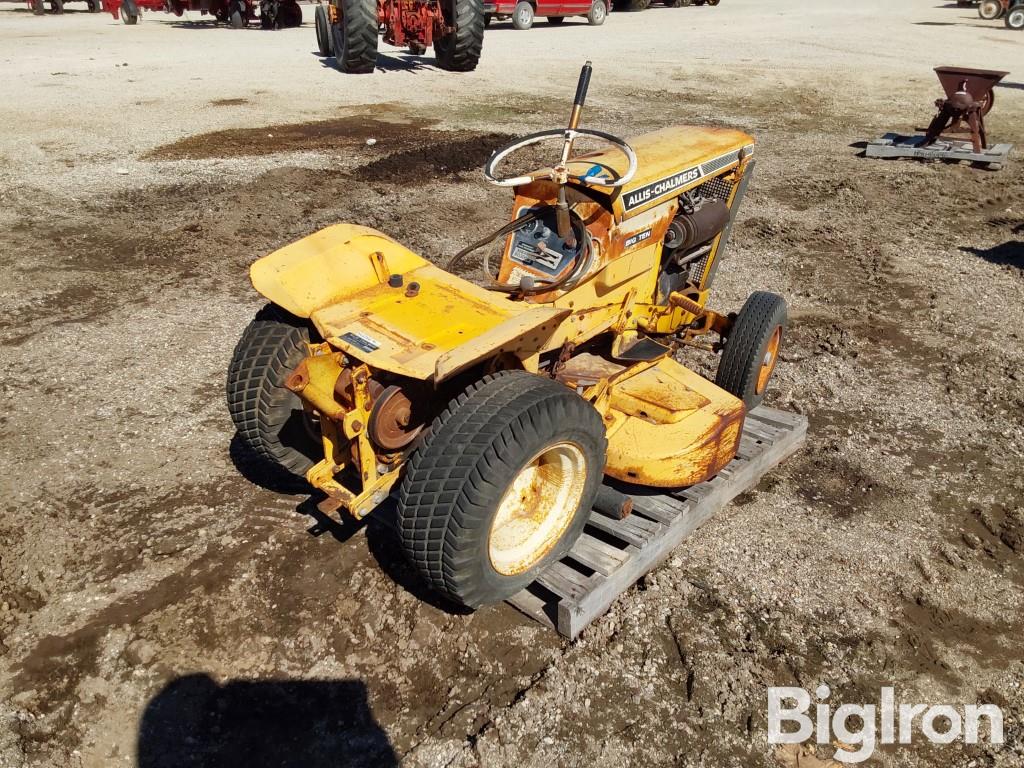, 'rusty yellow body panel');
602,356,744,487
250,224,430,318
566,126,755,221
309,262,566,381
